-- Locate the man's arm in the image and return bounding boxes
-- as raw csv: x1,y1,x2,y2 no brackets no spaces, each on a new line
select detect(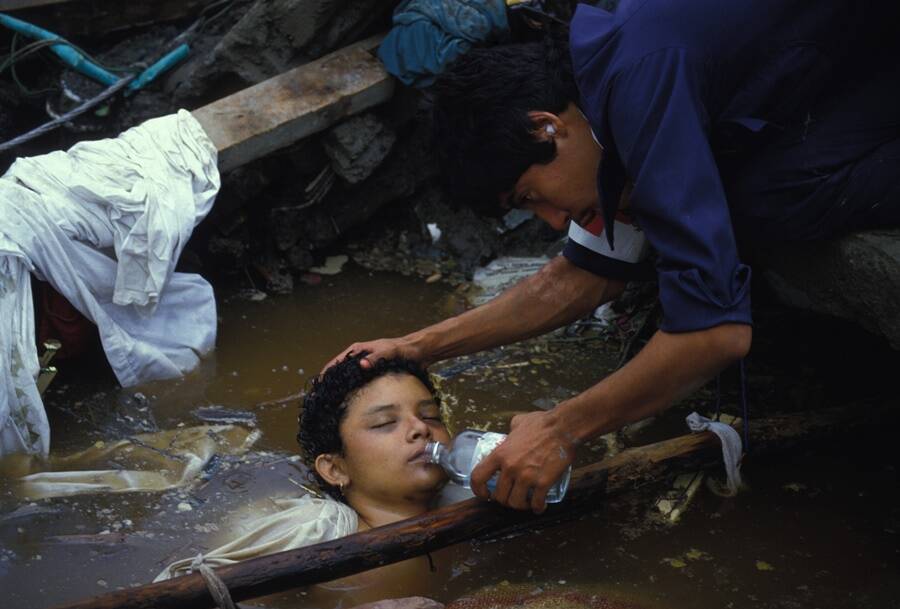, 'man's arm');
471,322,751,512
325,255,625,369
